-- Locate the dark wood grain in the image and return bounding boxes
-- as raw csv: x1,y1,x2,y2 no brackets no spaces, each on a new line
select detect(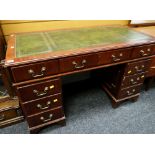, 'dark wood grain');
21,93,62,116
17,78,61,102
11,59,59,83
124,59,151,76
131,44,154,58
59,53,98,73
98,48,132,65
147,56,155,77
27,107,64,127
117,84,142,99
121,73,145,87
